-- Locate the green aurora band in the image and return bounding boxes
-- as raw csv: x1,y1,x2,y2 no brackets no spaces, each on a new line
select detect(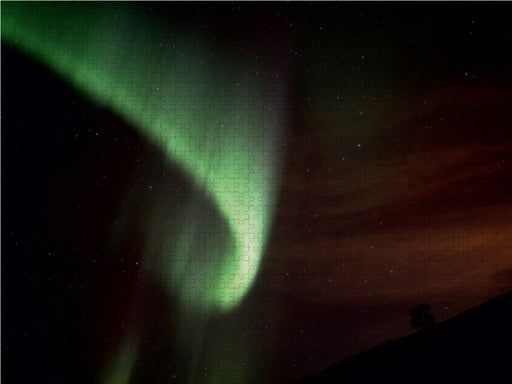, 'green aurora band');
3,4,286,383
2,3,285,312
